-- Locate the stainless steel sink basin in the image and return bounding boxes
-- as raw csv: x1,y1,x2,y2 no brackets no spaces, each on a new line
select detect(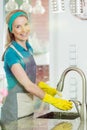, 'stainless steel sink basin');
37,111,80,120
